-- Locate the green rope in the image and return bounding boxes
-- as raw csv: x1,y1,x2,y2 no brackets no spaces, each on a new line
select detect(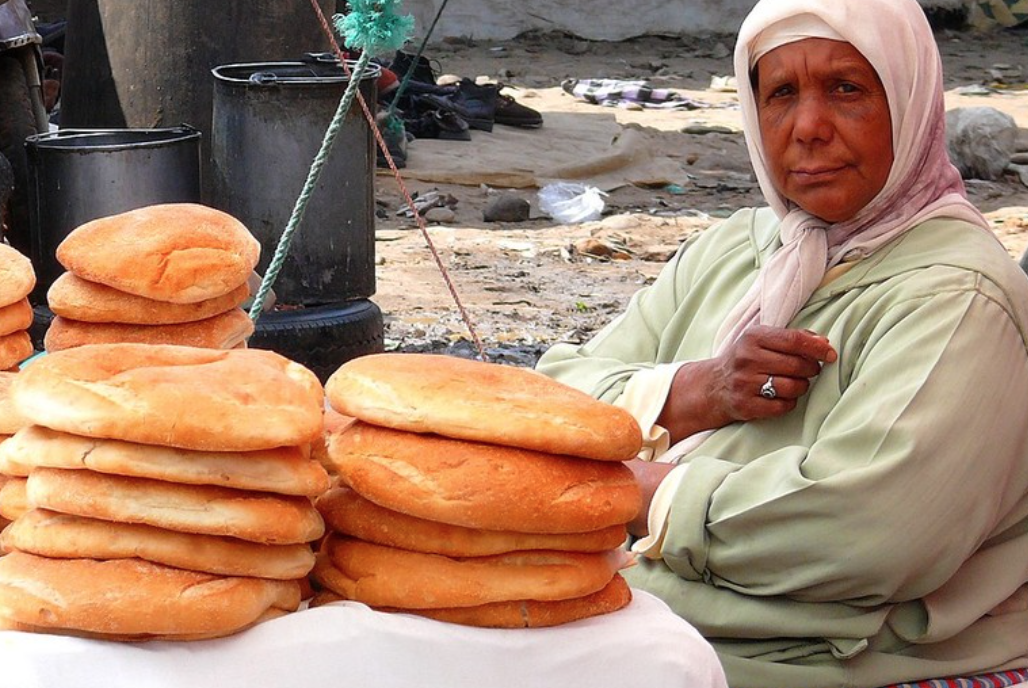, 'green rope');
249,3,412,324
